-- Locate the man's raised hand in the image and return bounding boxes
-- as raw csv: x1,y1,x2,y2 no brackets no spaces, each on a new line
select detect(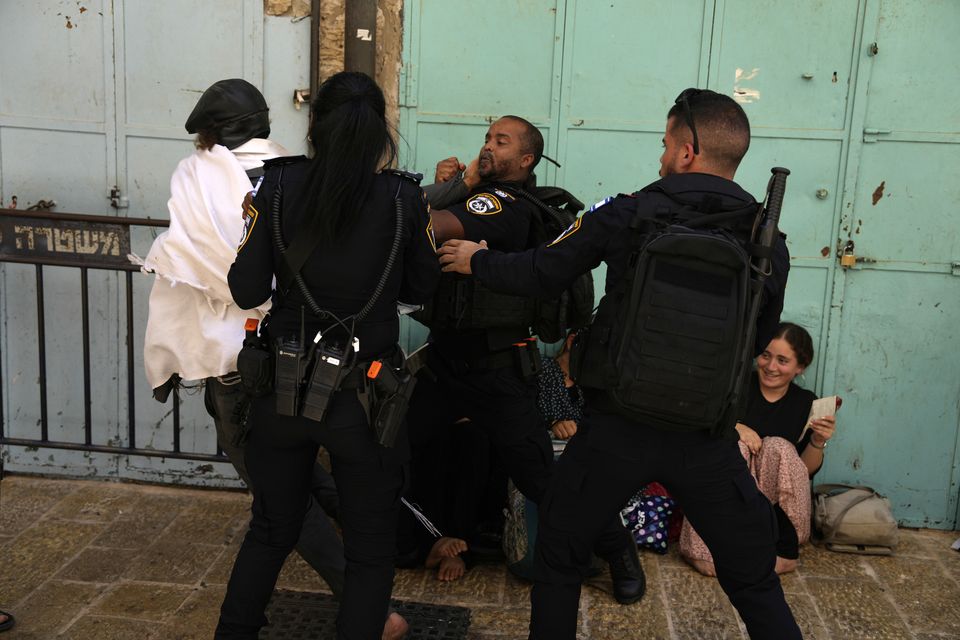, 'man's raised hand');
434,156,466,183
